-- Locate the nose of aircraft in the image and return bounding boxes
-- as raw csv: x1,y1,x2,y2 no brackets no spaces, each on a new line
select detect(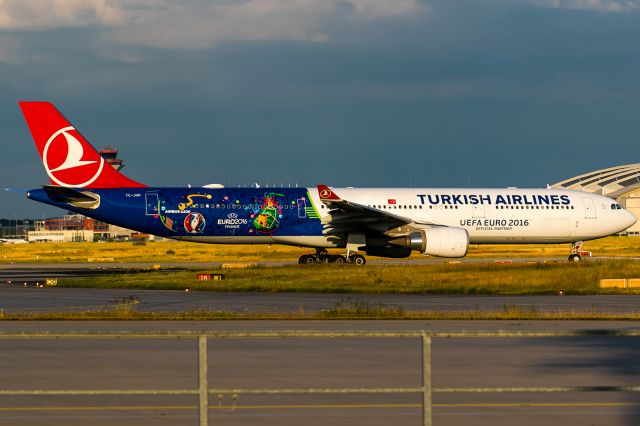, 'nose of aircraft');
622,209,637,231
